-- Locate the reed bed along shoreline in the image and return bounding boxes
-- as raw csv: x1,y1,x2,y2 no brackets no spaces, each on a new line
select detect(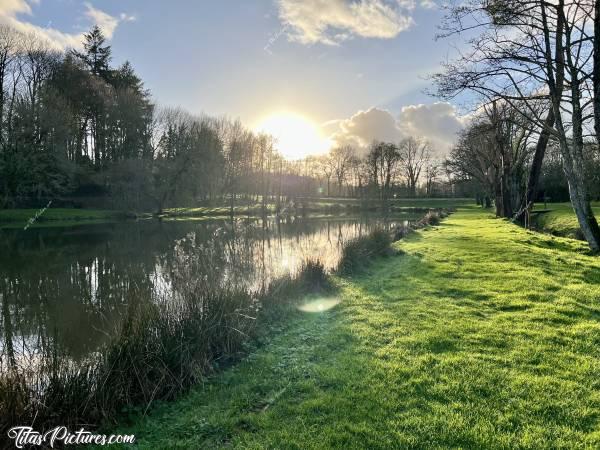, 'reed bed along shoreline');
0,209,450,443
